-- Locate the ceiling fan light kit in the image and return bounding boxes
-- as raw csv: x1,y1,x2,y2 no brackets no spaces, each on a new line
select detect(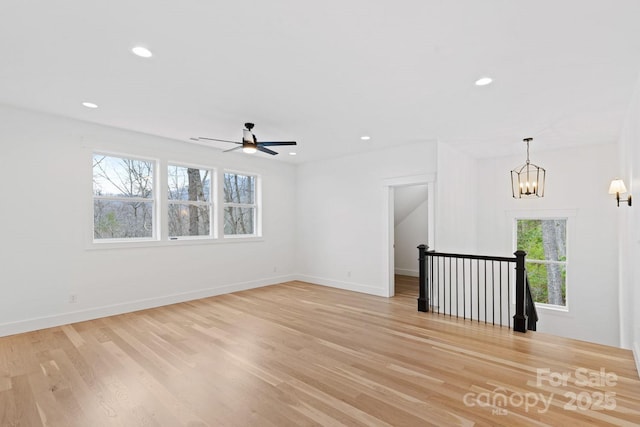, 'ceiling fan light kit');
242,145,258,154
192,122,297,156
